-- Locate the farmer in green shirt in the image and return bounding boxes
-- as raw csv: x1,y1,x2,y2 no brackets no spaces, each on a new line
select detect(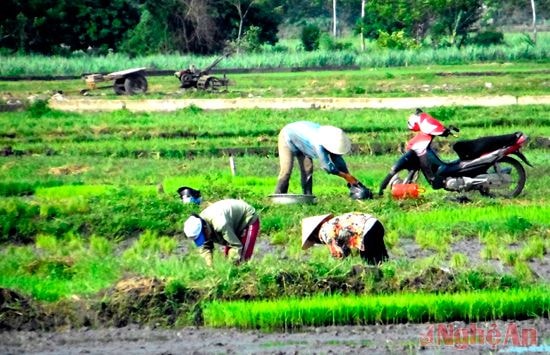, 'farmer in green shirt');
183,199,260,266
